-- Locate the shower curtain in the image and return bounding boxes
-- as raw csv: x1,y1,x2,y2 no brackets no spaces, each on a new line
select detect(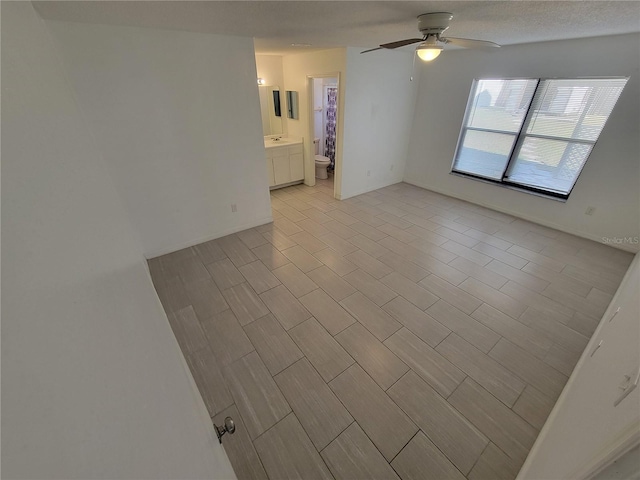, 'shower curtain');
324,87,337,170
